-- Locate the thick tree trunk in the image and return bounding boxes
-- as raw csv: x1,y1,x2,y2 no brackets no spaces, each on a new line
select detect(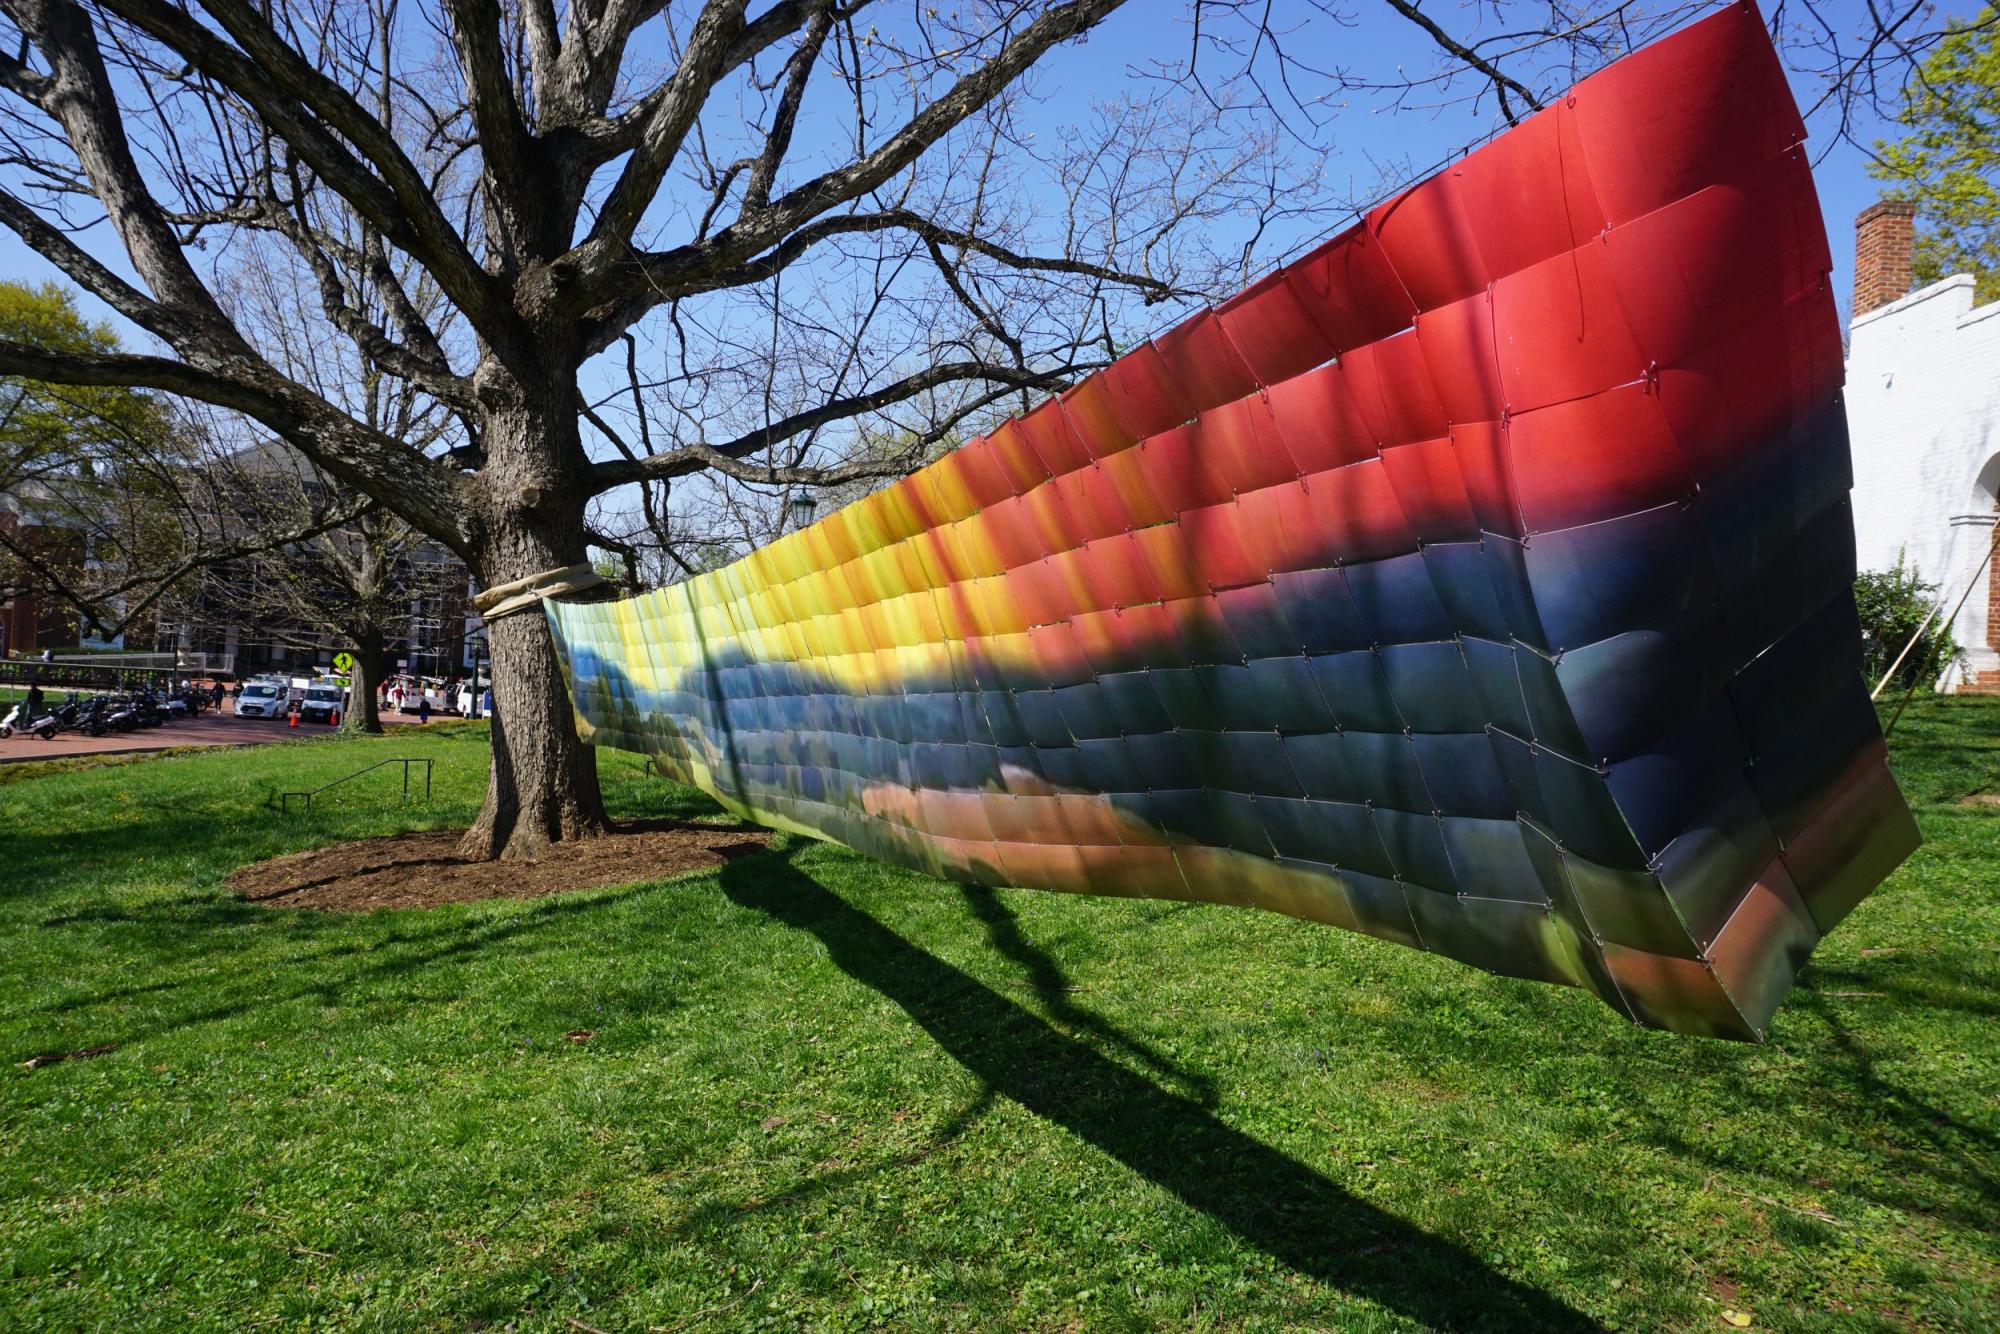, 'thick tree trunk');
339,630,384,735
456,374,609,861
